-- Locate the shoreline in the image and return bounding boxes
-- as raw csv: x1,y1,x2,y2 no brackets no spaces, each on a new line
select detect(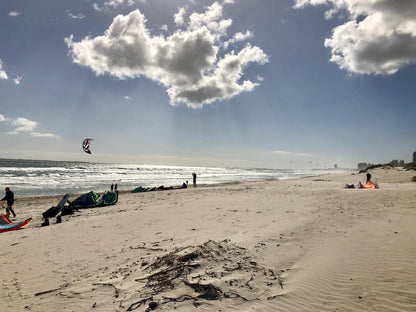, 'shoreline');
10,168,355,201
0,157,353,199
1,167,415,311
